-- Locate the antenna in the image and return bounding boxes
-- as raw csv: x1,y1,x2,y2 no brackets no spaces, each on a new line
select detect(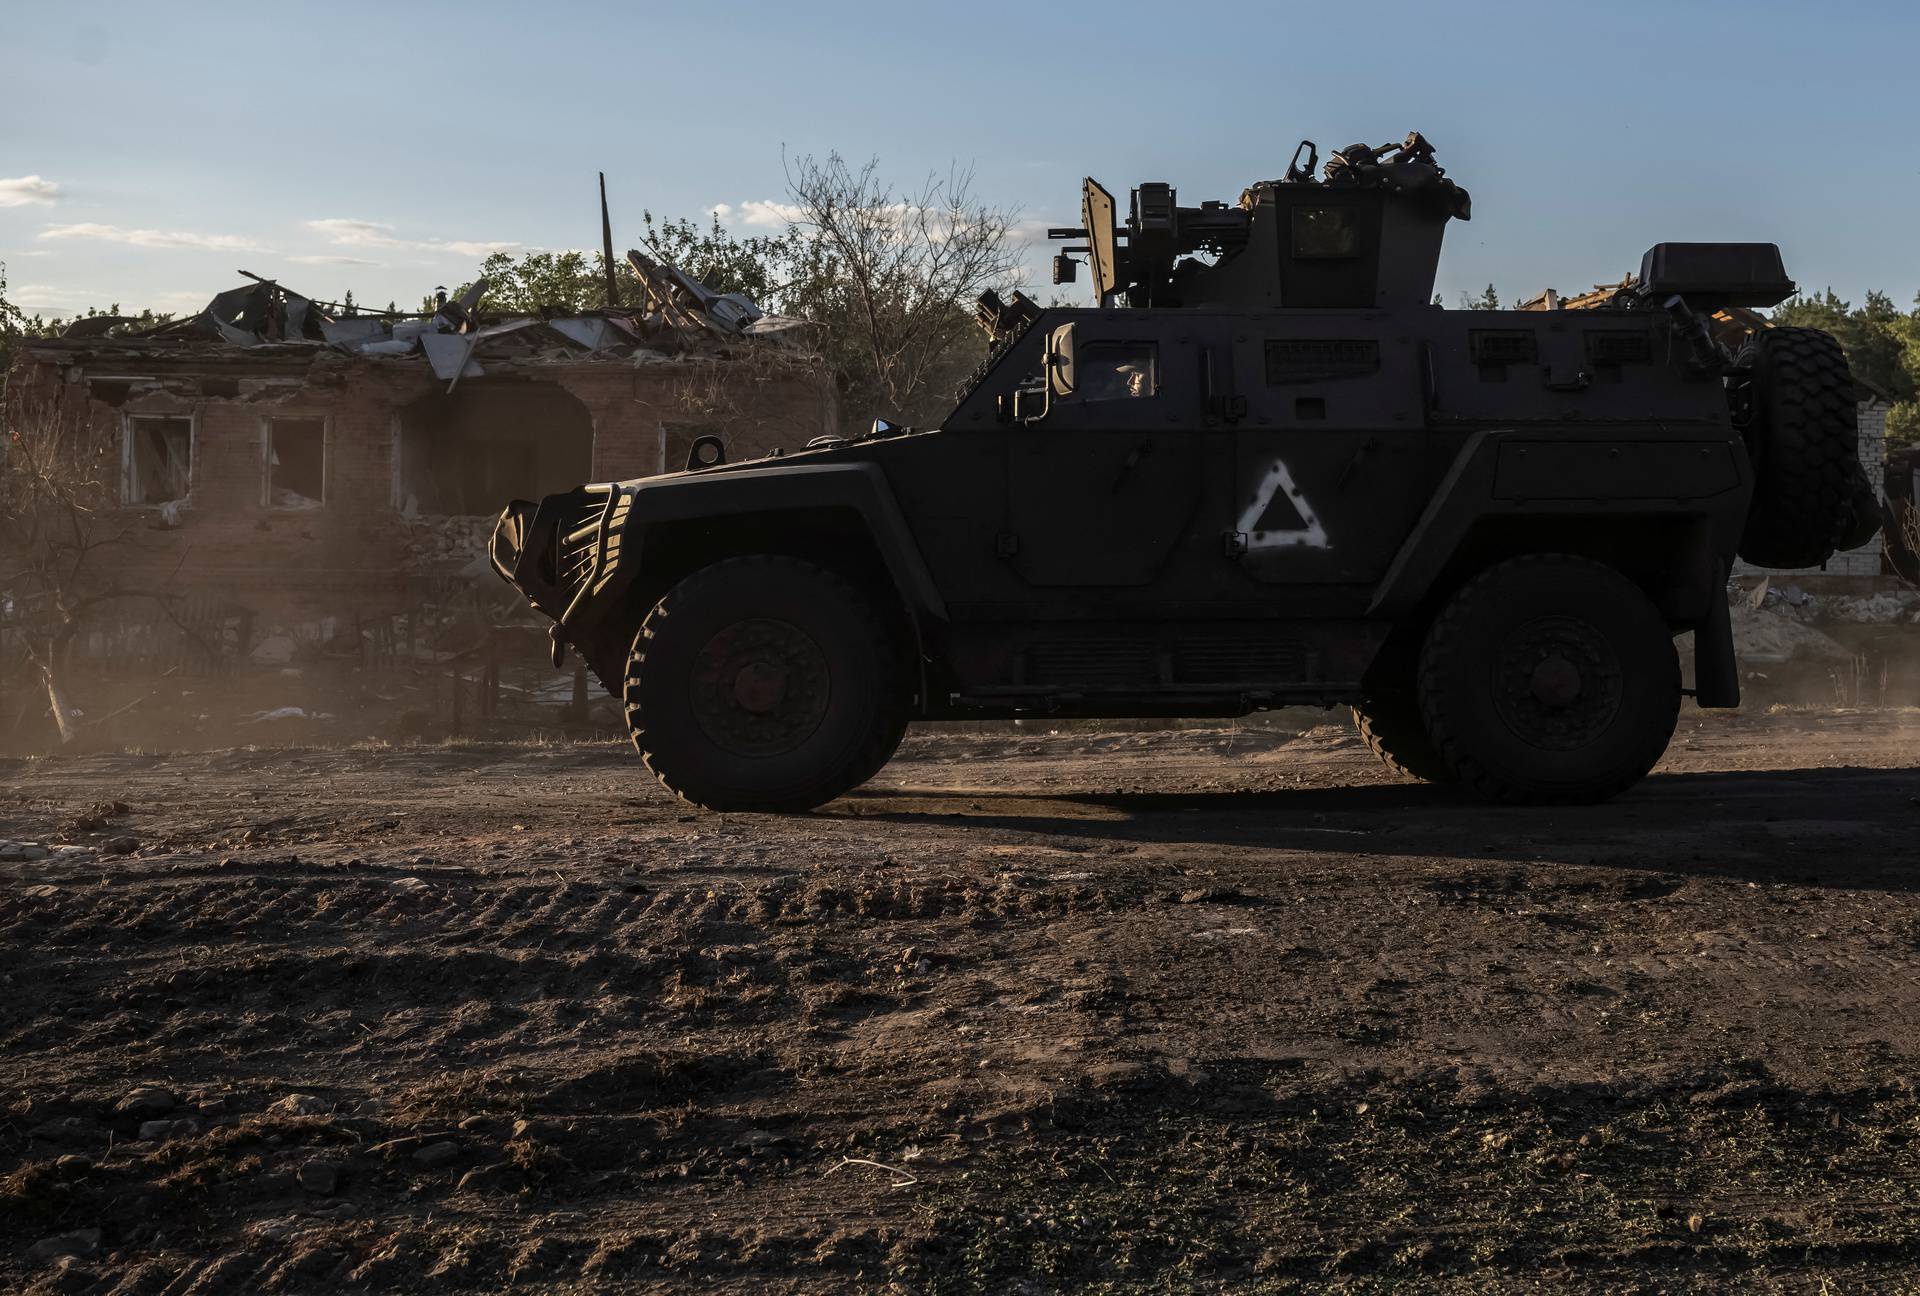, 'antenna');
599,172,619,308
